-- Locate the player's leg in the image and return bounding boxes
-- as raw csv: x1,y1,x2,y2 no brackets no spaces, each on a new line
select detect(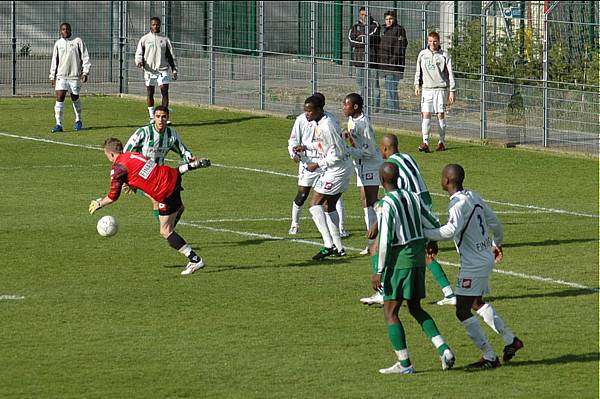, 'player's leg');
309,191,336,260
160,84,169,108
52,88,67,132
335,197,348,238
290,186,310,235
378,299,414,374
70,91,83,131
436,112,446,152
420,111,432,152
146,85,156,123
473,297,523,362
456,294,500,370
323,193,345,256
426,254,456,305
